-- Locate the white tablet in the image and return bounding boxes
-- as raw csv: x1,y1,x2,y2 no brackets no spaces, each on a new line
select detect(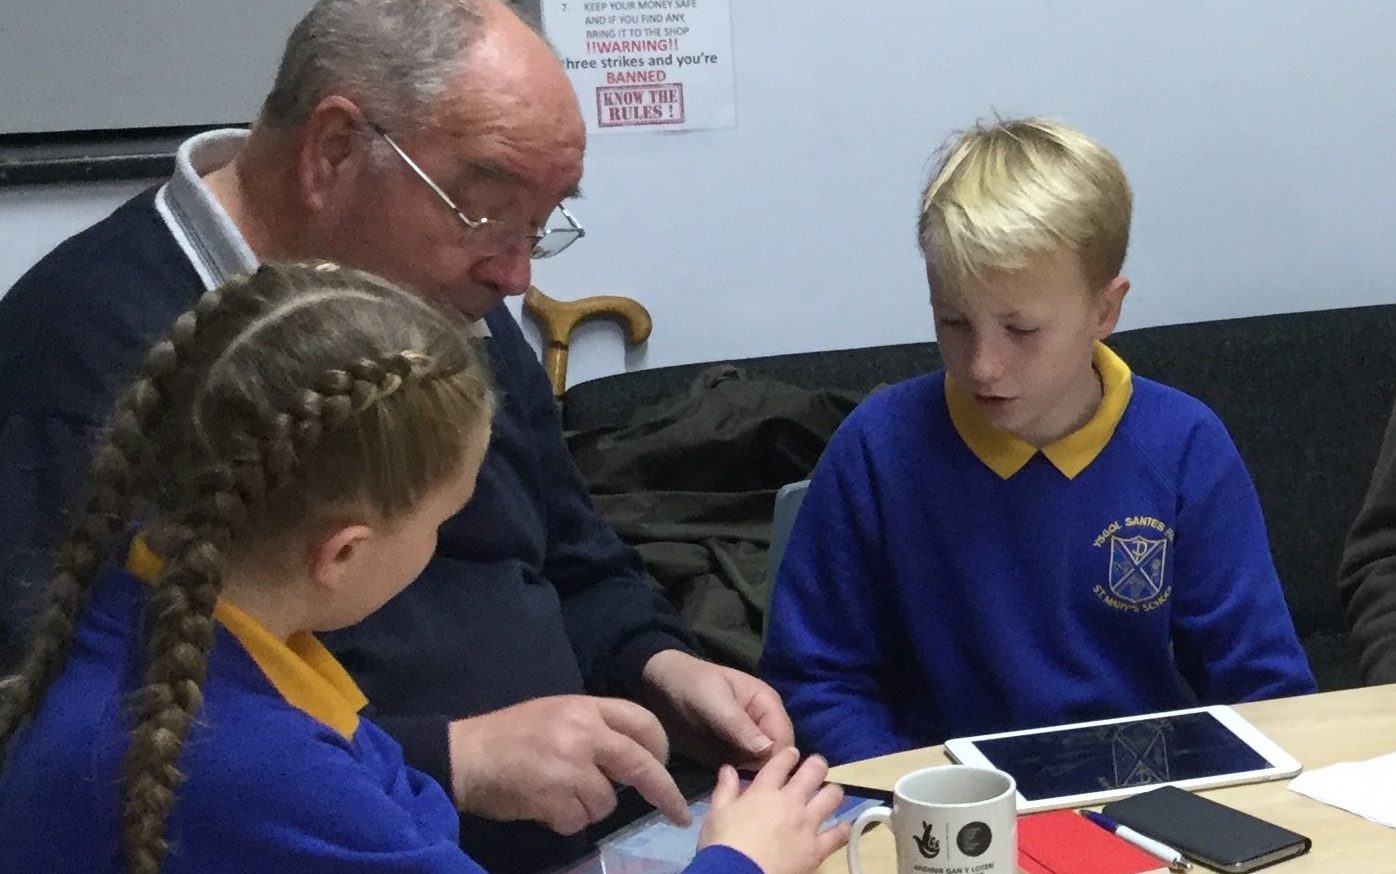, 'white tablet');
551,781,885,874
942,704,1302,813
